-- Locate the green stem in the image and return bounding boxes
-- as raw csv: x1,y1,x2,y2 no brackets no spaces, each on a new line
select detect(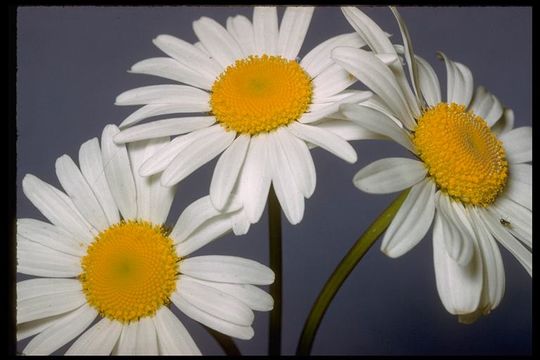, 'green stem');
204,325,241,356
268,186,282,356
296,190,410,355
